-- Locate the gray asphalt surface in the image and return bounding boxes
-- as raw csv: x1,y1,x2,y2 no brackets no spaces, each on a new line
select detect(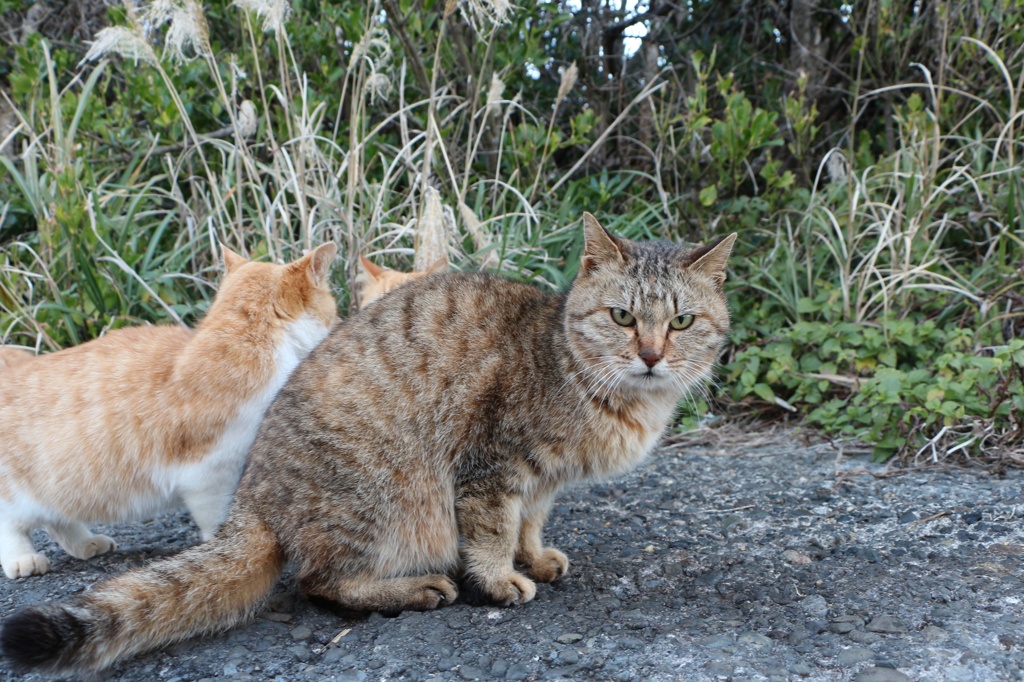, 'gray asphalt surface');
2,435,1022,681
